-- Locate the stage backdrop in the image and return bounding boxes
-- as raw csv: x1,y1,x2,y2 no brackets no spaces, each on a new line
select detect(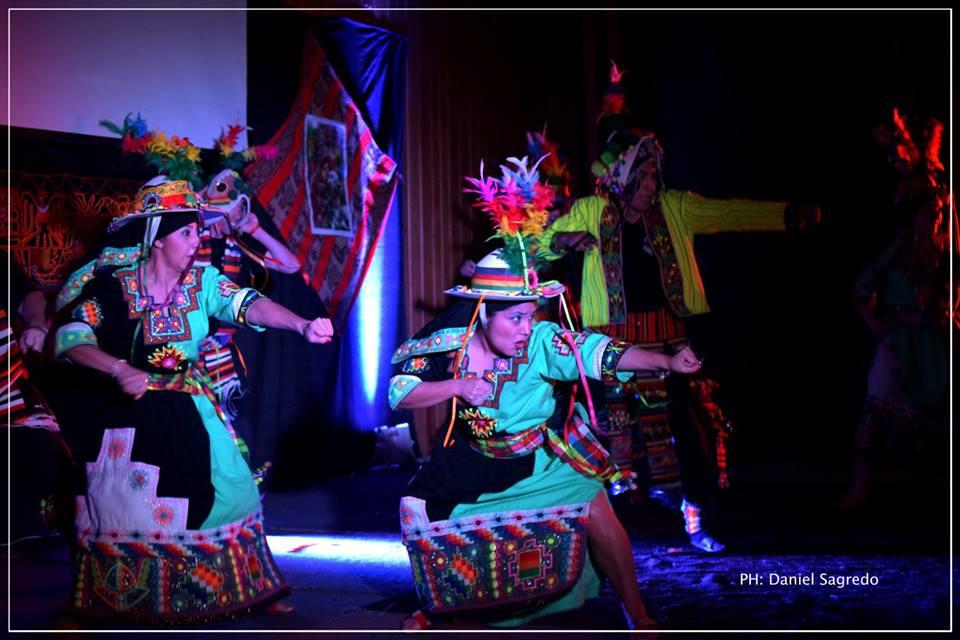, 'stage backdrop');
246,35,398,332
242,15,407,481
247,28,402,444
